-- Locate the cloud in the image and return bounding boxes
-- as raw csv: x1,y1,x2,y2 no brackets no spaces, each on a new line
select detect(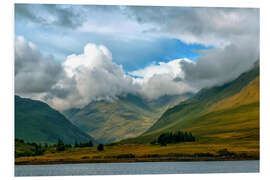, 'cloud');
15,37,196,110
15,5,259,48
125,6,259,89
15,4,85,29
181,41,259,89
15,34,259,111
49,43,138,110
15,36,64,95
14,6,260,111
124,7,259,47
130,59,196,100
15,37,139,110
15,4,46,24
136,73,195,100
130,59,185,81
